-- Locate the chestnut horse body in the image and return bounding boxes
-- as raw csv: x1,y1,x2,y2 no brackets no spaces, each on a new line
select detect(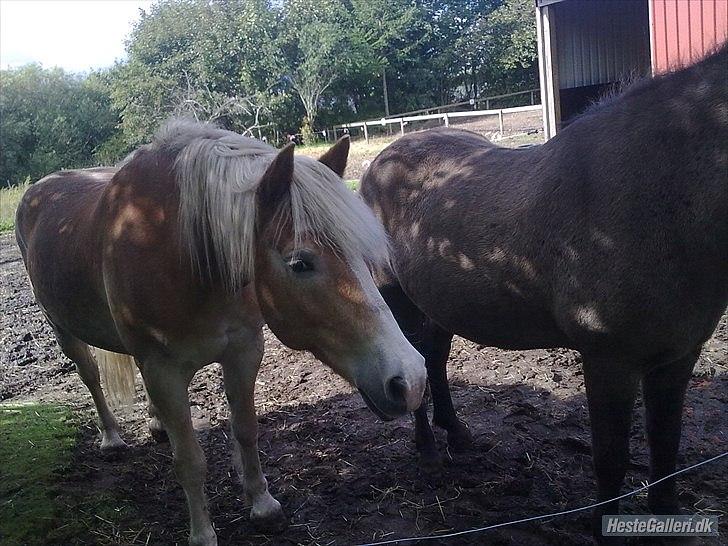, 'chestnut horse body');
361,46,728,536
15,121,426,545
